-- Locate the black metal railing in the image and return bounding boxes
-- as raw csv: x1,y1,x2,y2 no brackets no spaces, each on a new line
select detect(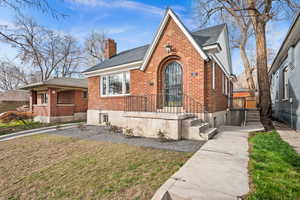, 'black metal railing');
124,90,206,118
